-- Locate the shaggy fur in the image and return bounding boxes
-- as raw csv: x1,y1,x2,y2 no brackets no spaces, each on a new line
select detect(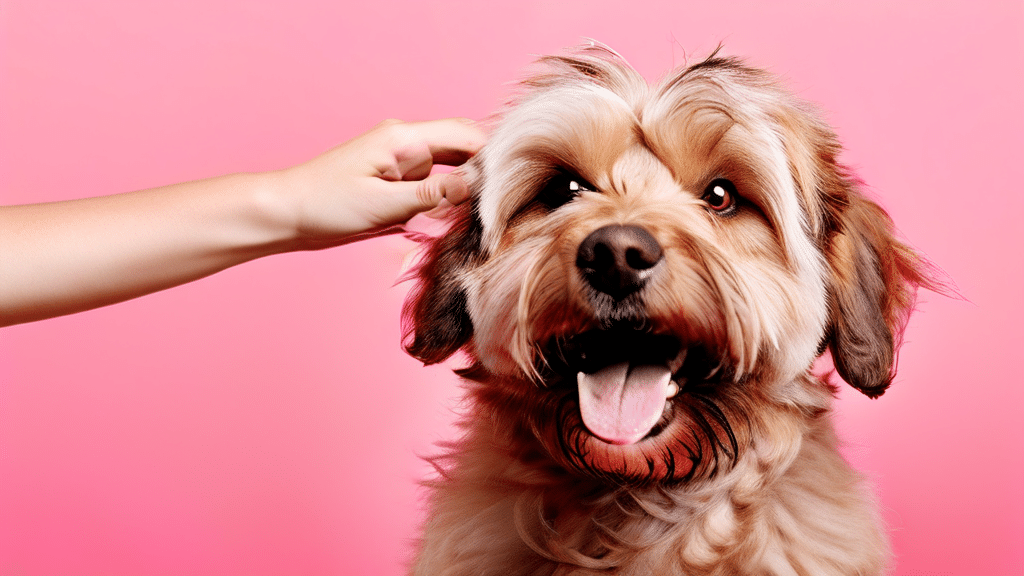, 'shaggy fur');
403,44,937,576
